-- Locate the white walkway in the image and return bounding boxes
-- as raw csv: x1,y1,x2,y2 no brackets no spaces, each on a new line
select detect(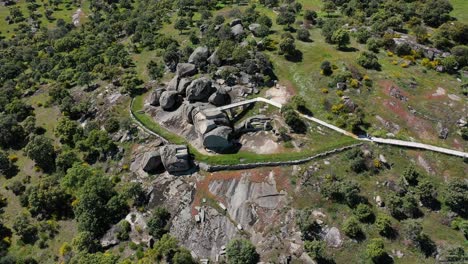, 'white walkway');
206,97,467,158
